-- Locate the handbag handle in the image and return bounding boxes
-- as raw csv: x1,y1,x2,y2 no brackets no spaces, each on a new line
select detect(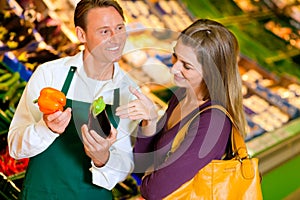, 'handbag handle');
169,105,249,160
